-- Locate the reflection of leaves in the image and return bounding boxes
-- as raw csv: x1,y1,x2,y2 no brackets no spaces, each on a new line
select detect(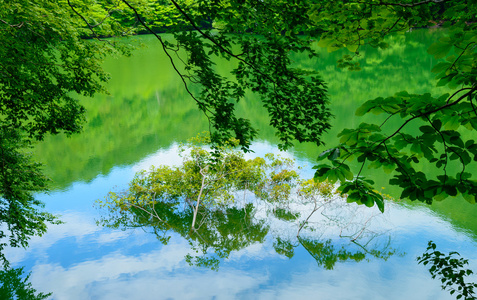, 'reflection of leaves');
0,267,51,300
185,255,220,272
273,207,300,221
99,144,397,270
187,205,269,262
299,238,365,270
103,198,270,270
273,238,295,259
299,236,397,270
